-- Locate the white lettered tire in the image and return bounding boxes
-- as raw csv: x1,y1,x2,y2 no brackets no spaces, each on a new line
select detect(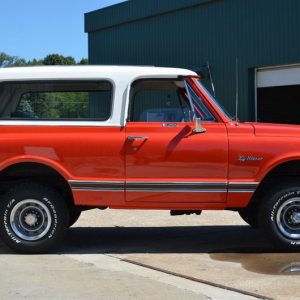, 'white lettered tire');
259,183,300,250
0,181,69,254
